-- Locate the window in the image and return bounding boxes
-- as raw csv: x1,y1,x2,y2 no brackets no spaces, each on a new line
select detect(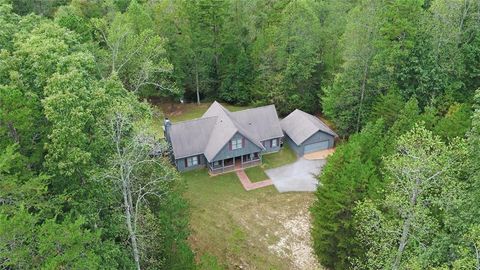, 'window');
271,138,278,147
231,138,243,150
186,156,198,167
213,161,220,167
